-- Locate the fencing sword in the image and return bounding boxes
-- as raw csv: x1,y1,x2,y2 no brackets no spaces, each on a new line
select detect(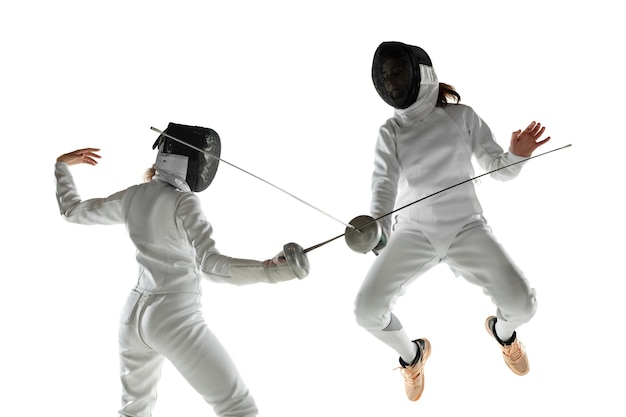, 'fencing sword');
150,126,355,230
151,125,358,279
299,143,573,257
151,125,570,278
